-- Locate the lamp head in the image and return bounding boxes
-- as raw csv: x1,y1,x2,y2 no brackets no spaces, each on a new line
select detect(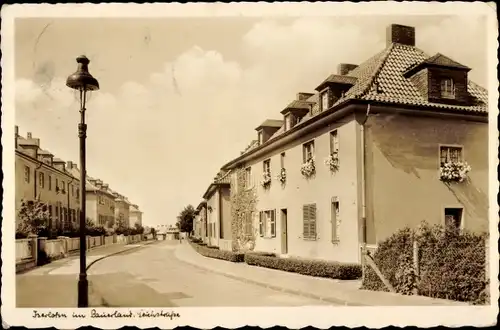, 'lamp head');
66,55,99,91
